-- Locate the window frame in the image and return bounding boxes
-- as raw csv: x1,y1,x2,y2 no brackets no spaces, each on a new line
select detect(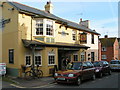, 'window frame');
48,53,55,66
73,54,78,61
34,55,42,66
102,47,107,51
102,55,107,59
25,55,31,66
35,20,43,36
91,34,94,44
9,49,14,64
